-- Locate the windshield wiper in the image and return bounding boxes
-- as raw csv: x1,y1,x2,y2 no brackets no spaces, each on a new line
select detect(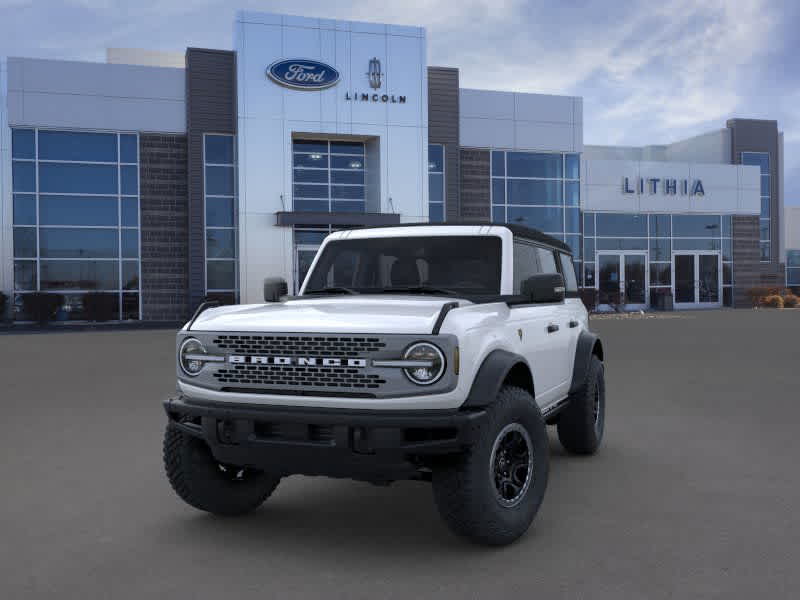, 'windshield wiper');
378,286,459,296
303,286,359,296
